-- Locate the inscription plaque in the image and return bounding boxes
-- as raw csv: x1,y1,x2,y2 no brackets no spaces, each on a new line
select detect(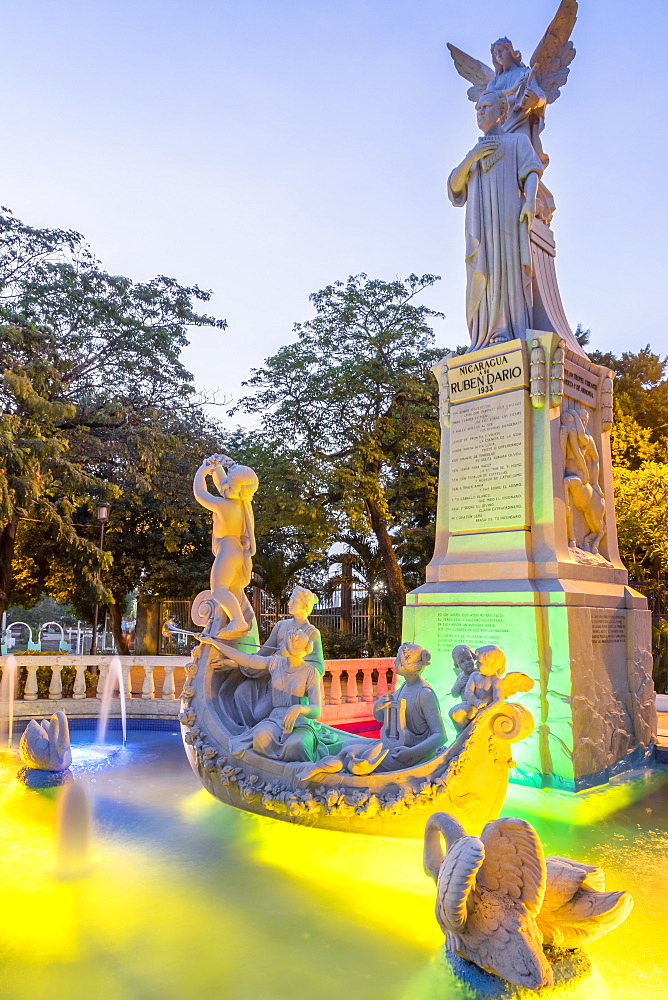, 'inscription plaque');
591,610,626,645
563,361,599,406
449,389,526,533
448,344,527,403
436,608,513,655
